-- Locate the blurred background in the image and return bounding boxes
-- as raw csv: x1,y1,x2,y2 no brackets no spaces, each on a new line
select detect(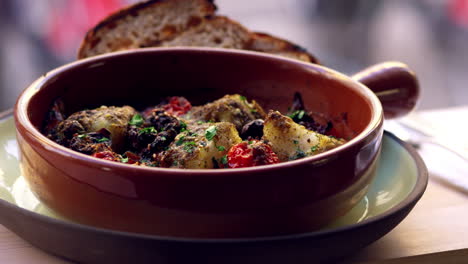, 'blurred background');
0,0,467,111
